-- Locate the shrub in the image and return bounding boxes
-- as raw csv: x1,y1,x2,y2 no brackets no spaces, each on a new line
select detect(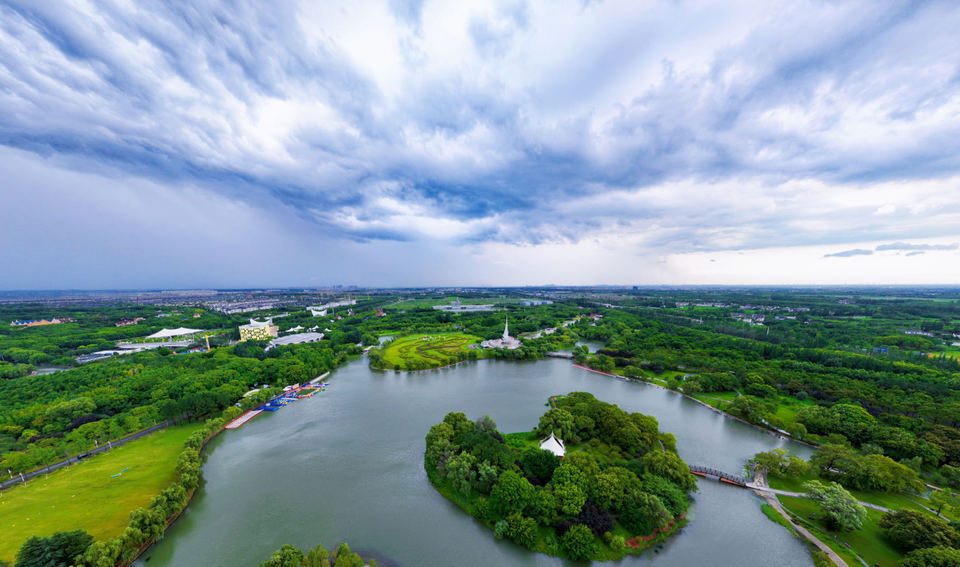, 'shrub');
560,524,595,560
